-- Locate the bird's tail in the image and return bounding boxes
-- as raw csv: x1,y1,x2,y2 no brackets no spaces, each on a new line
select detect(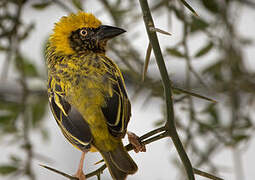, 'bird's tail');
100,143,138,180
